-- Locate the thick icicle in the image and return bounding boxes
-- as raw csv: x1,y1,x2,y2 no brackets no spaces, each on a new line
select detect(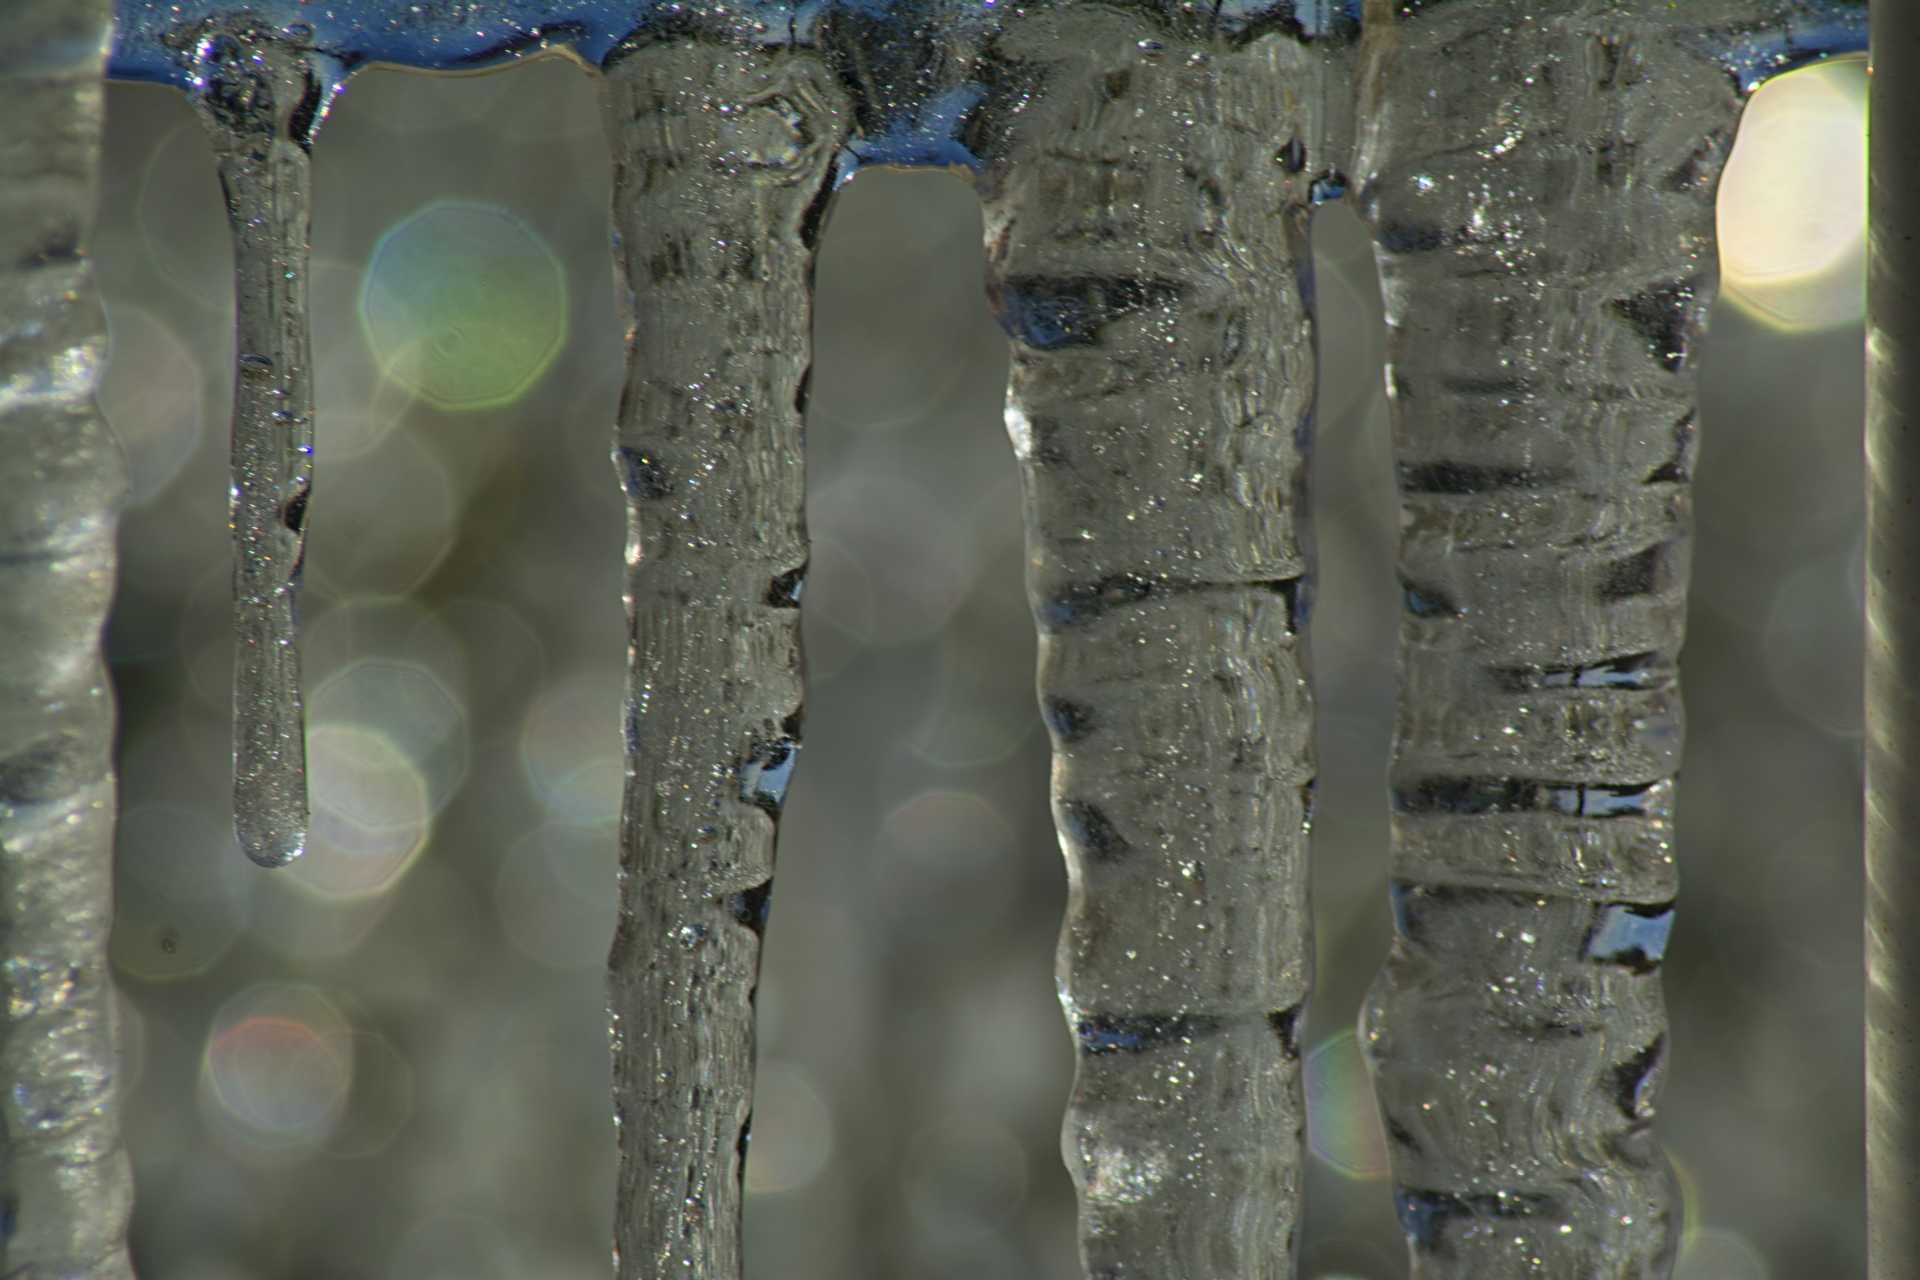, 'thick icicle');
186,20,328,868
1351,3,1856,1273
0,3,137,1274
979,11,1324,1276
600,37,846,1280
